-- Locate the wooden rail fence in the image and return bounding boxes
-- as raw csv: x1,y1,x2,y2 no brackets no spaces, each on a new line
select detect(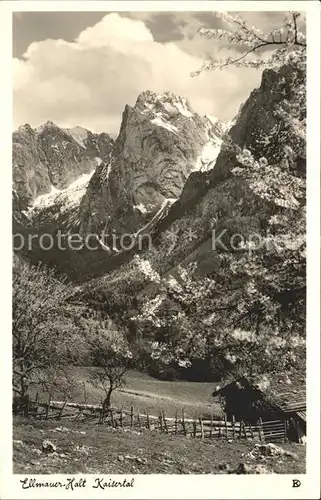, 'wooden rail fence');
21,399,287,443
